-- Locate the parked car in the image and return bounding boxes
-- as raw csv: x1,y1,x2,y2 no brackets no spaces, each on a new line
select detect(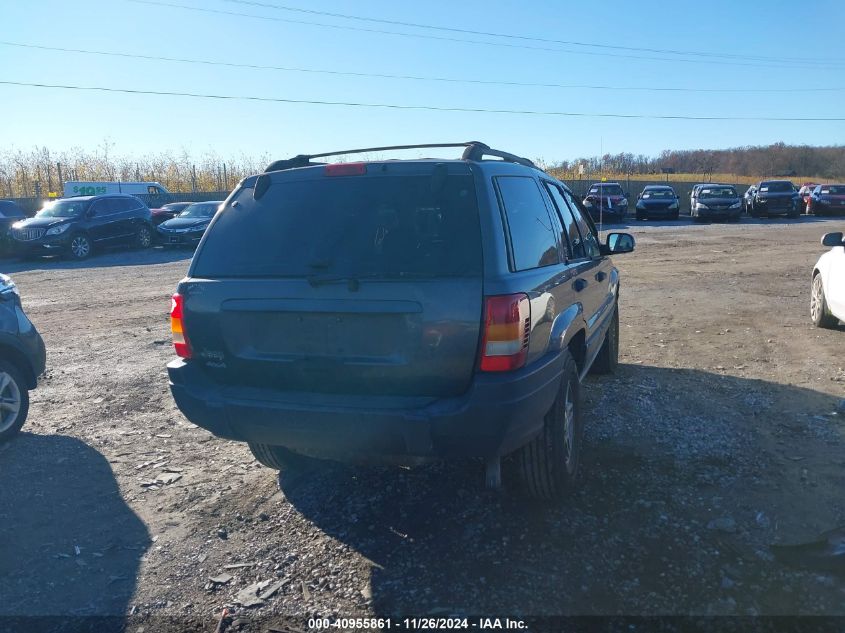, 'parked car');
167,142,635,500
582,182,628,222
0,274,46,441
157,201,222,247
799,183,820,212
747,180,801,218
690,184,743,222
151,202,194,226
689,183,708,213
10,194,154,260
634,185,680,220
0,201,26,255
807,184,845,216
811,231,845,328
743,185,757,213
